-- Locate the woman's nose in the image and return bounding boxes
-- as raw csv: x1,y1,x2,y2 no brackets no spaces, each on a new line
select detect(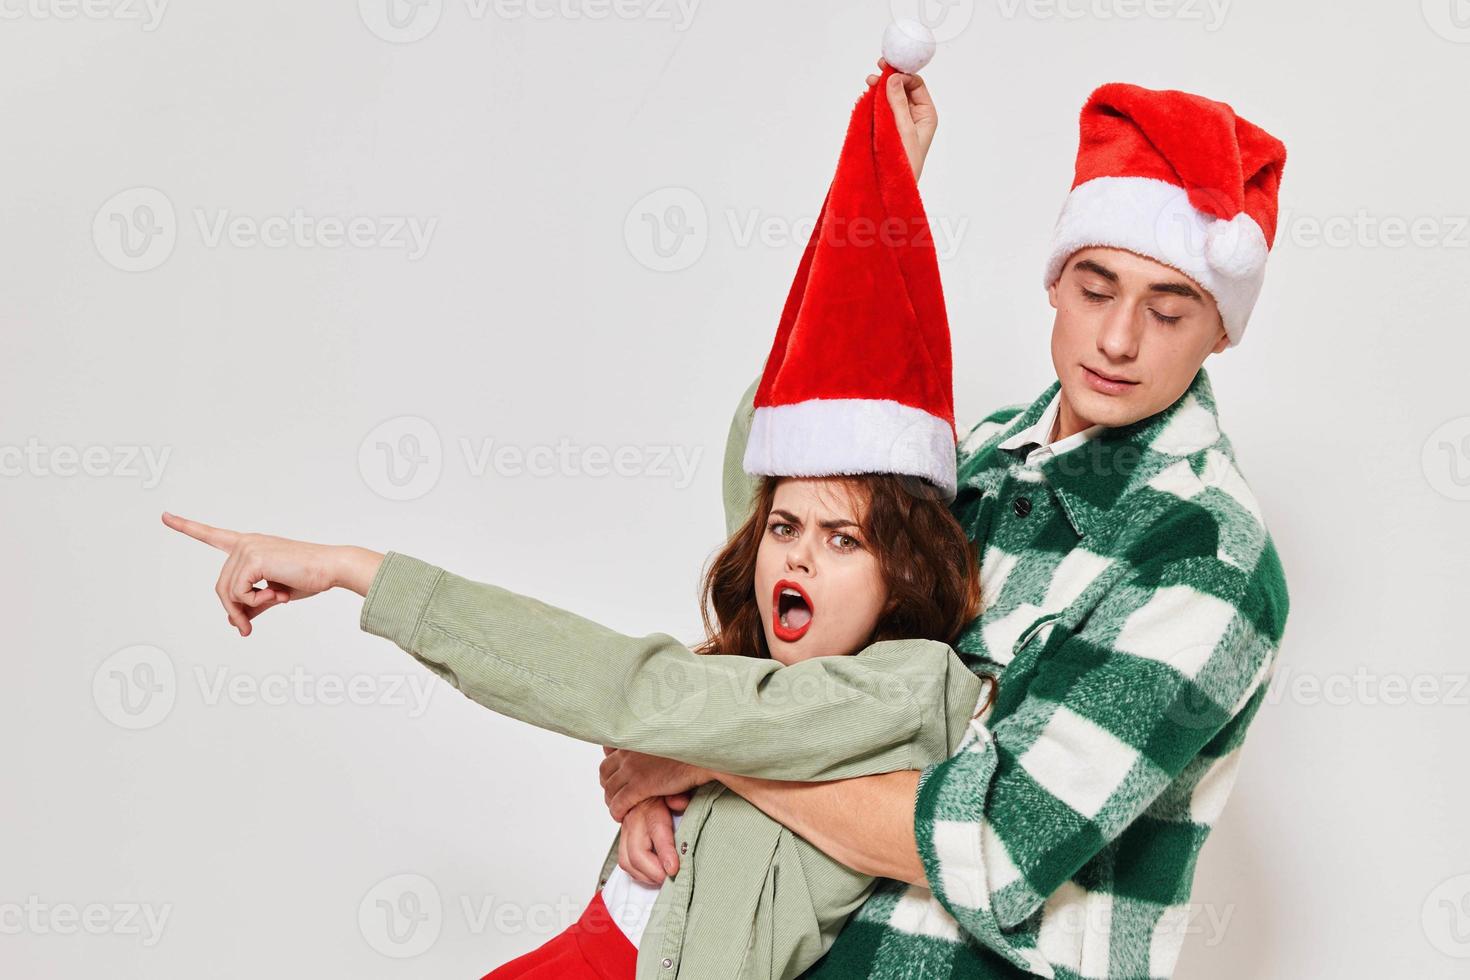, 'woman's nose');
785,544,813,575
